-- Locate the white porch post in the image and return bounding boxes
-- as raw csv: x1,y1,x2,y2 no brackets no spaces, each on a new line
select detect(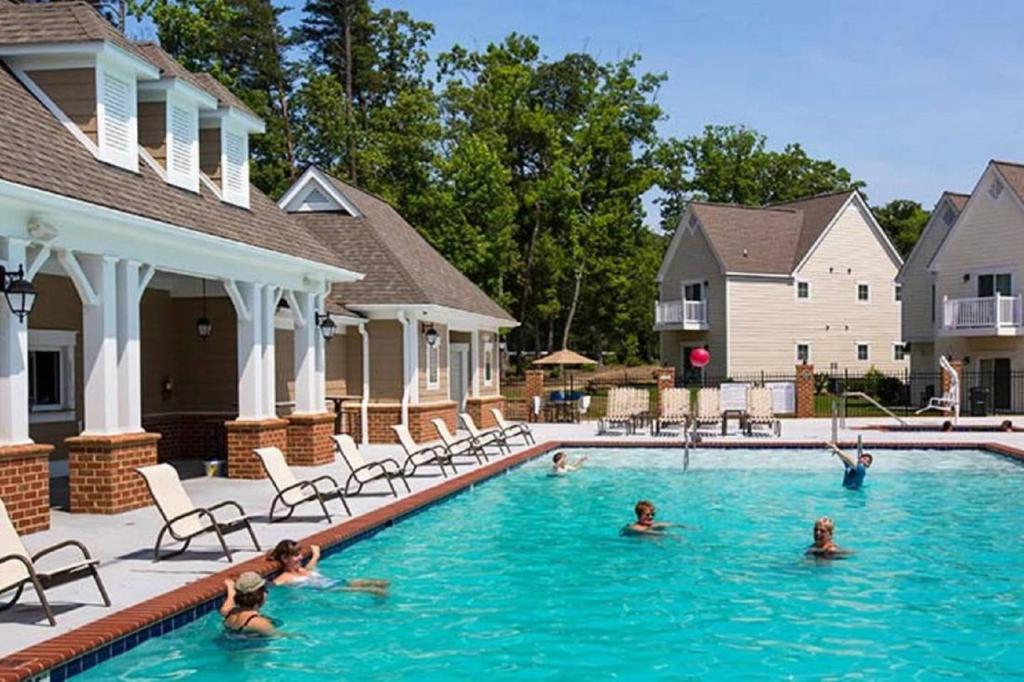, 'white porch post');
0,239,30,445
261,286,279,418
470,328,481,398
115,260,144,432
291,291,318,414
399,312,419,425
358,322,370,445
231,281,263,420
314,295,327,411
80,255,120,435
